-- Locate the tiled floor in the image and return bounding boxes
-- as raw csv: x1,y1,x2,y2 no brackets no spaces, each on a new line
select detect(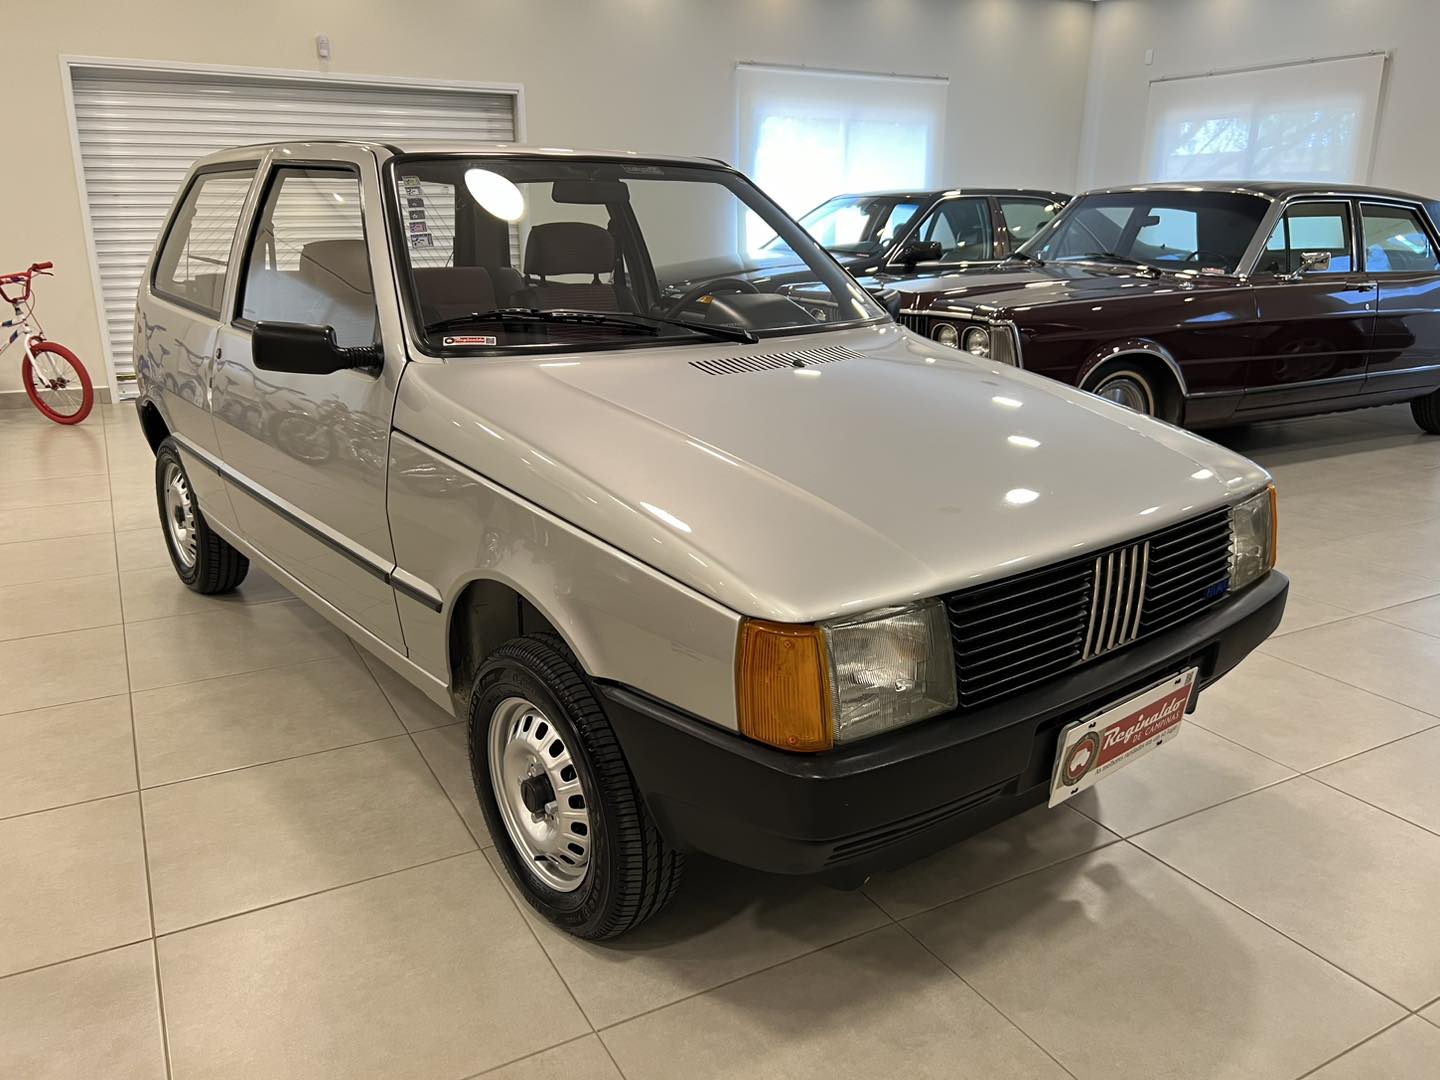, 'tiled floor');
2,401,1439,1080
